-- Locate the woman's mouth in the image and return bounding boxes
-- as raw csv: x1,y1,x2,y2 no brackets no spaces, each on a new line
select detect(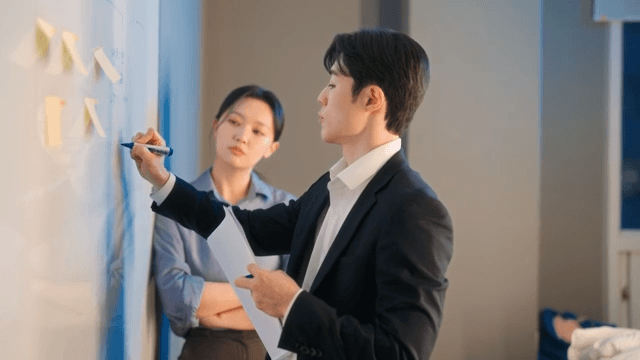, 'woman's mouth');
230,146,245,156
